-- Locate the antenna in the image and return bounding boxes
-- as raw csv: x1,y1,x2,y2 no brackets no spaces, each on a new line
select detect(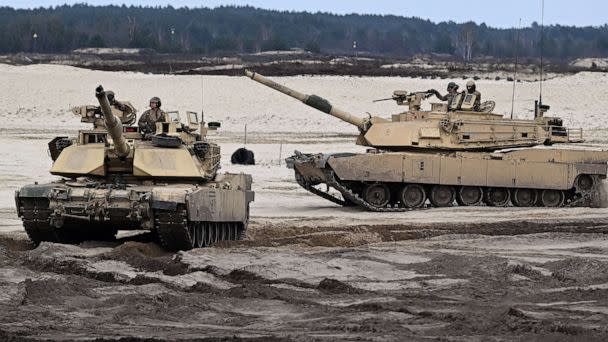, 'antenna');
539,0,545,103
510,18,522,119
200,73,205,124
